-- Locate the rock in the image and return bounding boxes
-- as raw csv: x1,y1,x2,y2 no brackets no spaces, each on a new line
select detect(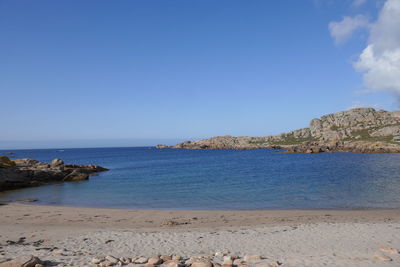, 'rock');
373,254,392,261
120,257,131,263
51,158,64,166
148,256,162,265
243,255,262,264
52,249,66,256
34,264,44,267
161,220,181,226
0,157,108,192
11,159,39,167
223,256,233,261
135,257,148,264
163,260,180,267
0,156,16,168
379,247,399,254
0,255,41,267
160,255,171,262
214,252,224,258
269,261,282,267
105,255,119,264
191,259,213,267
371,125,400,137
233,259,244,265
99,261,113,267
163,260,178,265
91,258,103,264
18,199,38,202
222,256,233,266
171,256,181,261
158,107,400,153
62,170,89,181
